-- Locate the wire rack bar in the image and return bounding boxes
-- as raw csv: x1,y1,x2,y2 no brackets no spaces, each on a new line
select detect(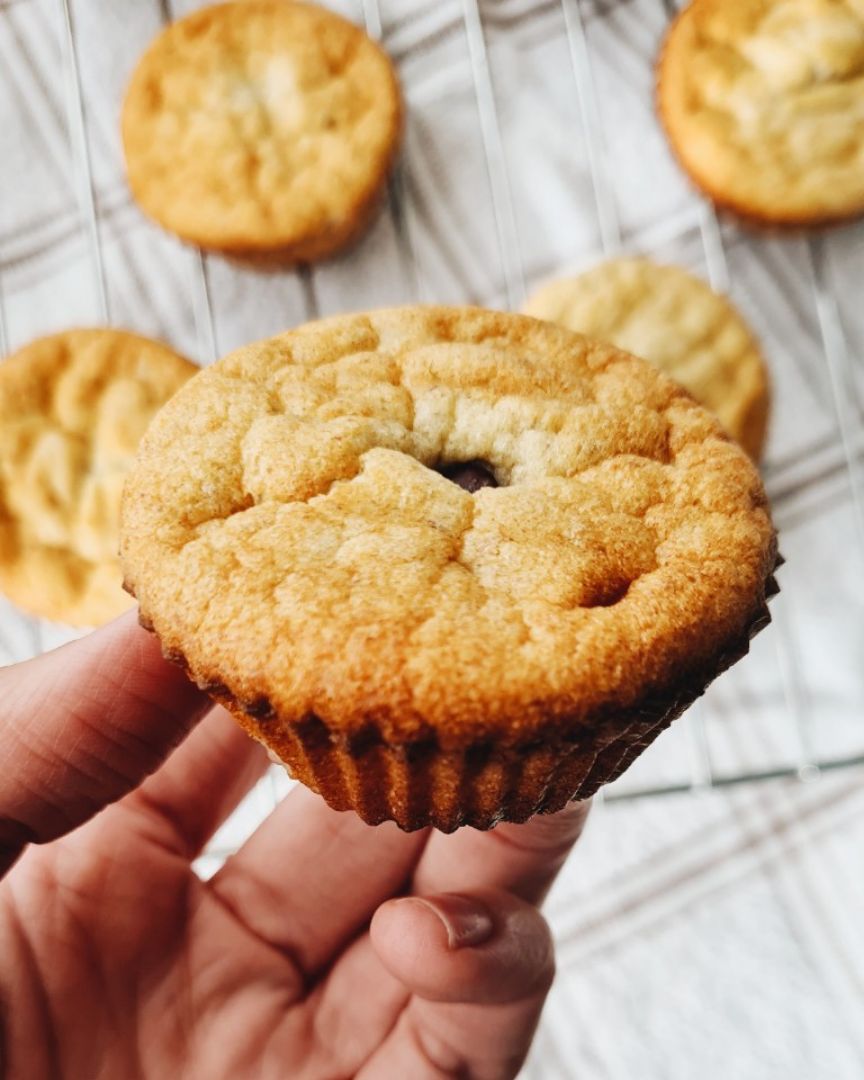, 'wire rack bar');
461,0,526,308
358,0,423,301
191,248,218,362
360,0,383,43
560,0,622,256
0,266,8,357
772,600,819,780
807,235,864,549
158,0,219,363
685,701,716,791
386,163,425,301
60,0,109,324
298,265,320,321
605,752,854,803
696,202,730,294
